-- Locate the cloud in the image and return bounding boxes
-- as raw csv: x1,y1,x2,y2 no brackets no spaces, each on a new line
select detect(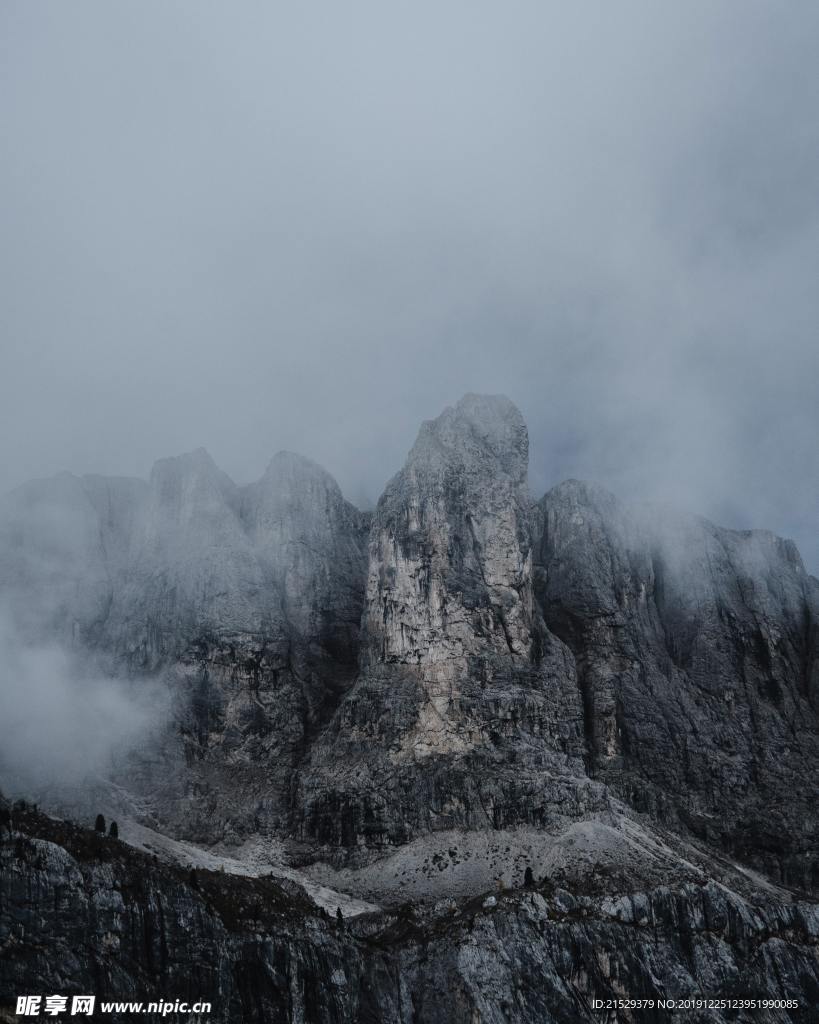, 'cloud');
0,613,164,796
0,2,817,568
